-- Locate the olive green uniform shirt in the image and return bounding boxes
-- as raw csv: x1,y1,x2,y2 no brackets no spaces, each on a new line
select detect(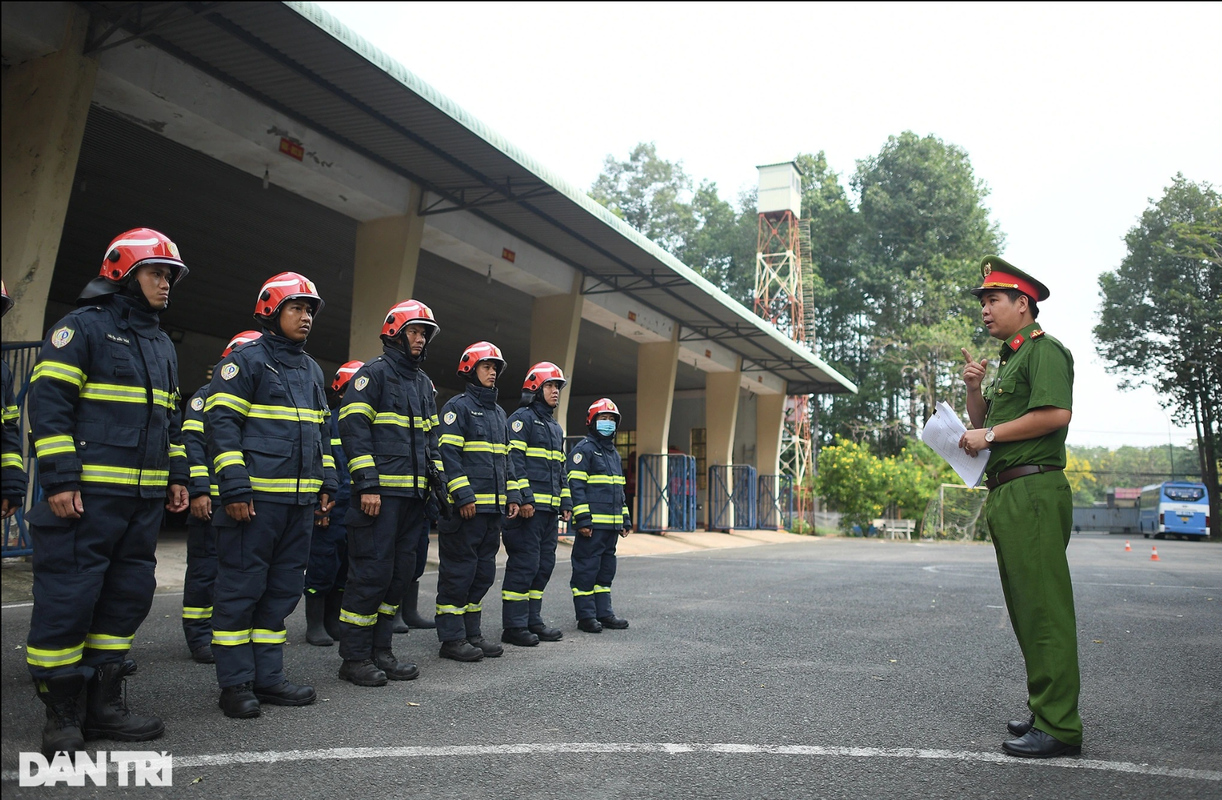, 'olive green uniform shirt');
982,322,1074,478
